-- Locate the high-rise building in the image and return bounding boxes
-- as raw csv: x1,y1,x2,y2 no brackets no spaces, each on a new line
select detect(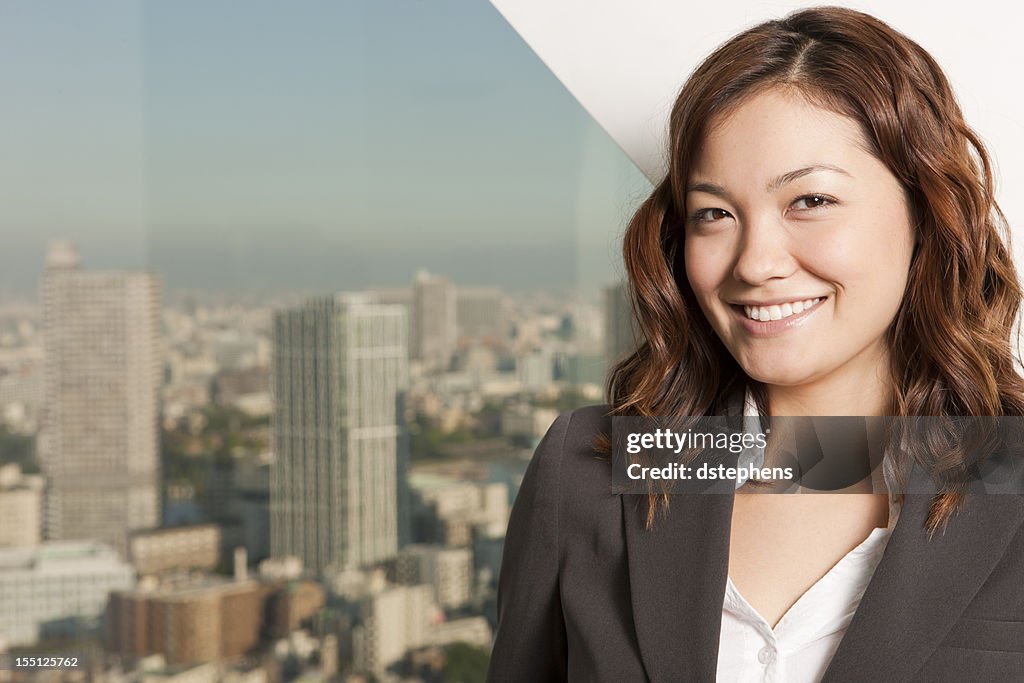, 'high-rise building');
271,293,408,573
604,281,639,364
38,241,161,556
411,270,456,370
455,286,505,339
